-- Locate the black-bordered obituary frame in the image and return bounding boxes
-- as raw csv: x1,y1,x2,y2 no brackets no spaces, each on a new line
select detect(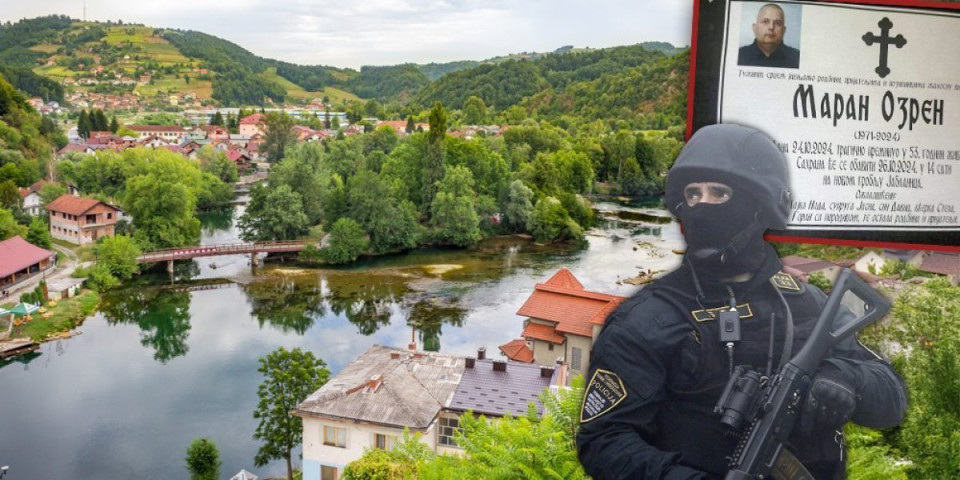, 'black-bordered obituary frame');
688,0,960,251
